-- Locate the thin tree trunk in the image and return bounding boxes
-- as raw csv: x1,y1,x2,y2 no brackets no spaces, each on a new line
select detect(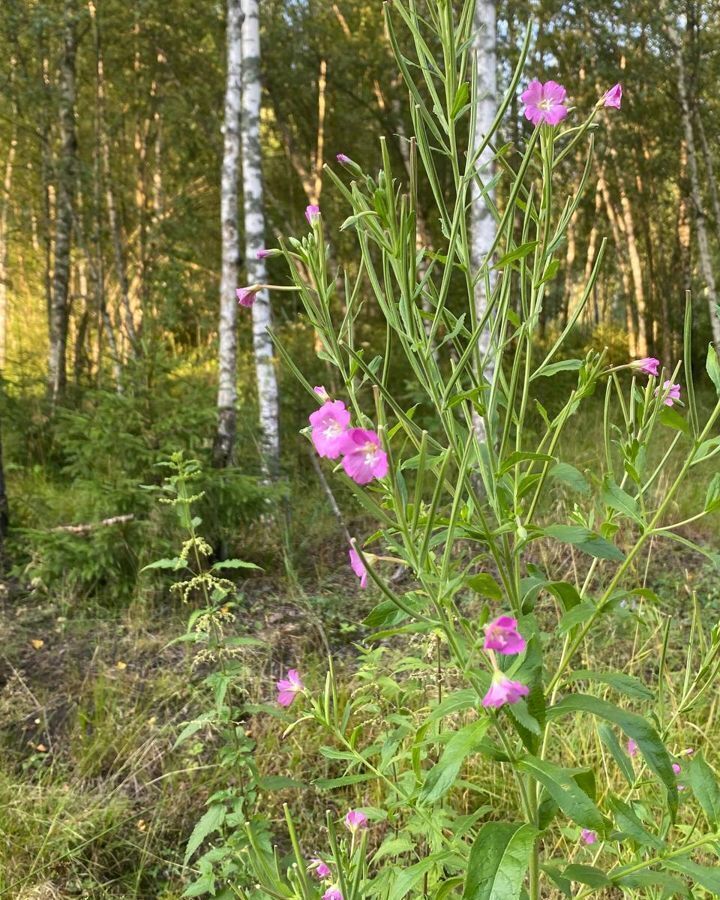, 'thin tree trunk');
214,0,243,467
48,0,79,402
470,0,497,442
598,172,636,353
0,122,16,372
241,0,280,474
614,173,648,355
676,42,720,346
694,106,720,247
89,0,138,356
